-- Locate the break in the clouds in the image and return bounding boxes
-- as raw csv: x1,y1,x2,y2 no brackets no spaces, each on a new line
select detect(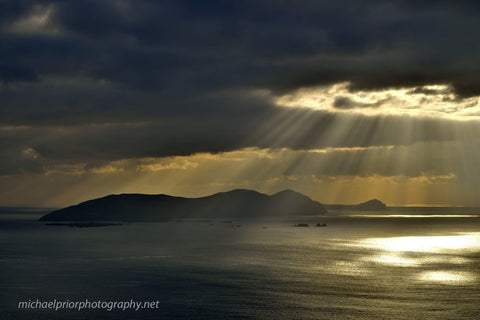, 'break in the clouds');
2,0,480,205
2,0,480,122
276,83,480,119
